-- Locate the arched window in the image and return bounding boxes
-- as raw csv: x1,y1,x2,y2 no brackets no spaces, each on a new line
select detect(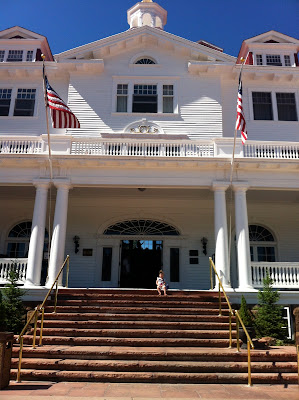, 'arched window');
104,220,180,236
135,58,156,65
249,225,276,262
6,221,48,258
